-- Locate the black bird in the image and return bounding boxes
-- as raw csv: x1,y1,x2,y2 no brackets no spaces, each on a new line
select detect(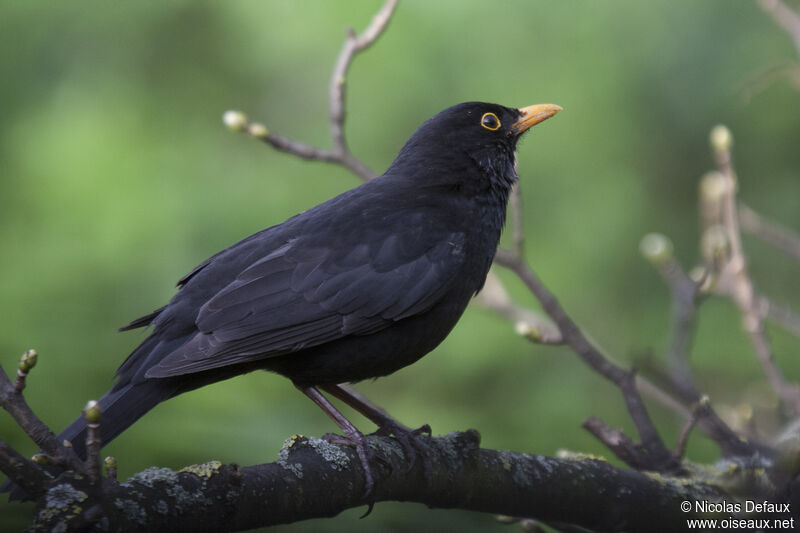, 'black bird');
7,101,560,497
